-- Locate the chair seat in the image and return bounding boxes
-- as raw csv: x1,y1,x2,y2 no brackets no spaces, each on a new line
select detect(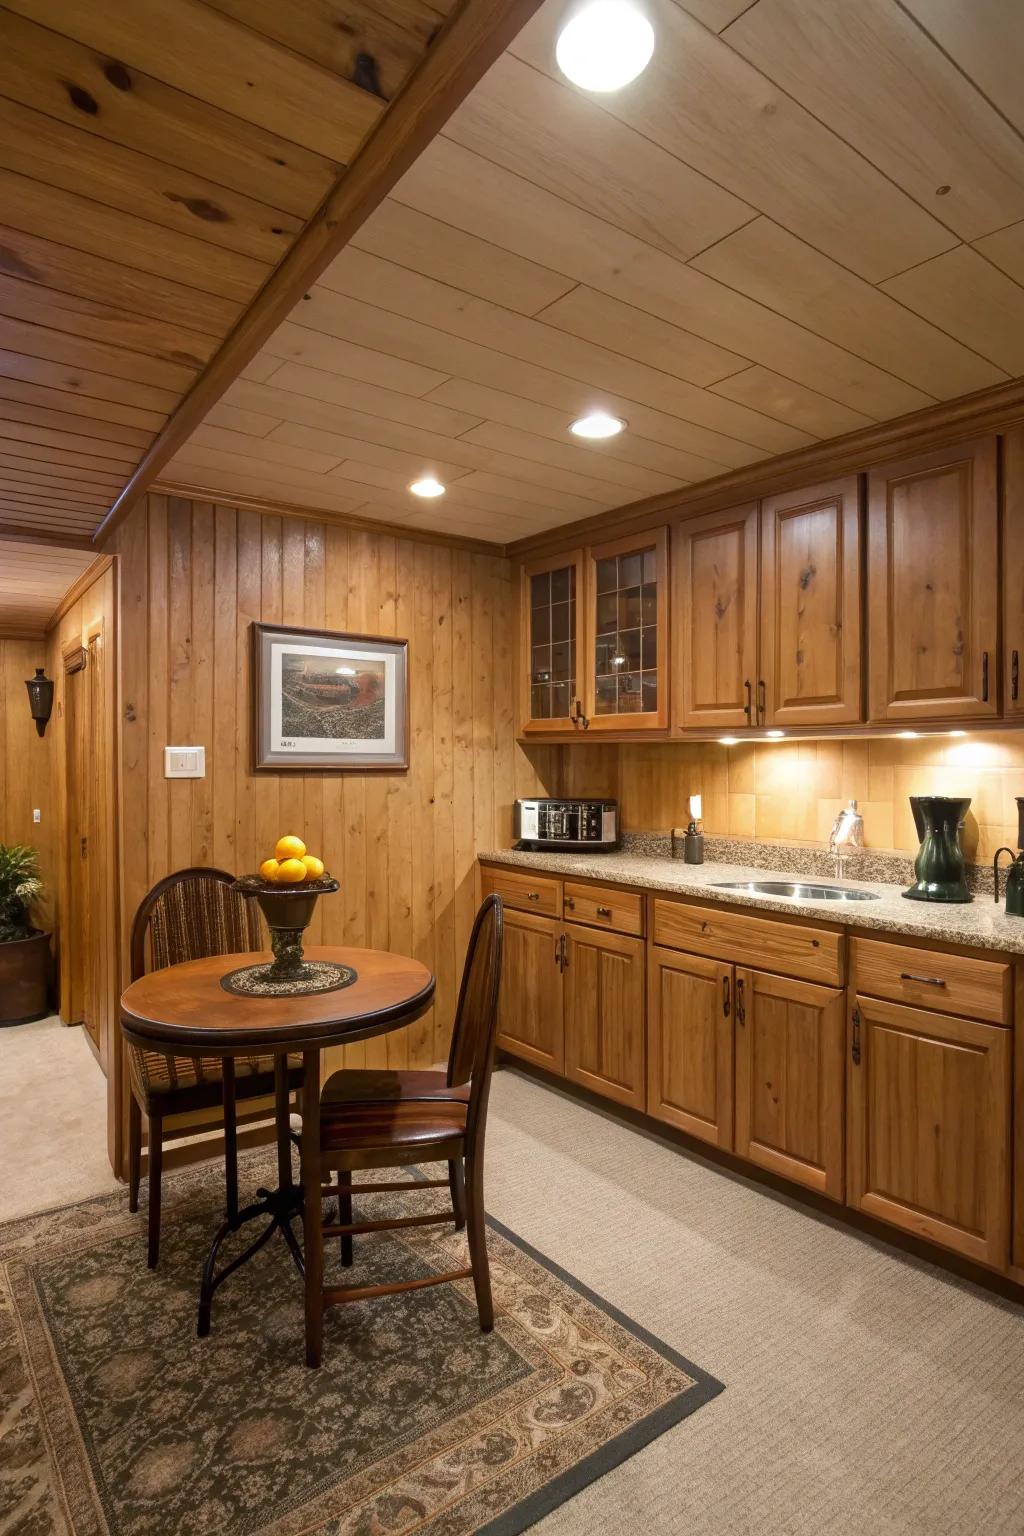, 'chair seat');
321,1067,469,1106
130,1048,303,1099
319,1093,468,1152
